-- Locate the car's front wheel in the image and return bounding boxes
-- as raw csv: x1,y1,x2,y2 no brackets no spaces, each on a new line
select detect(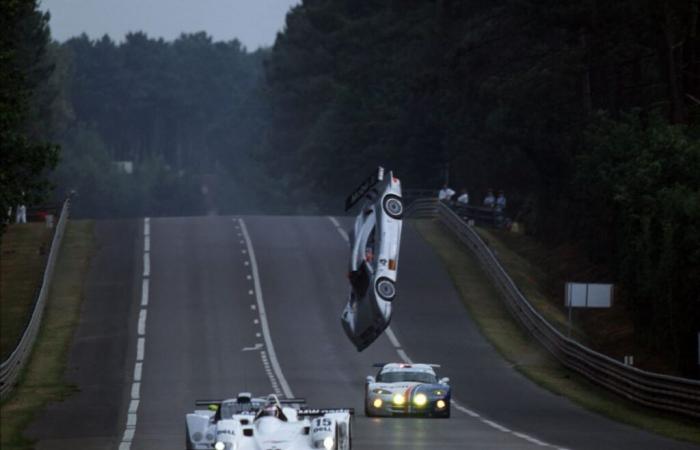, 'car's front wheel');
375,278,396,301
382,195,403,219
